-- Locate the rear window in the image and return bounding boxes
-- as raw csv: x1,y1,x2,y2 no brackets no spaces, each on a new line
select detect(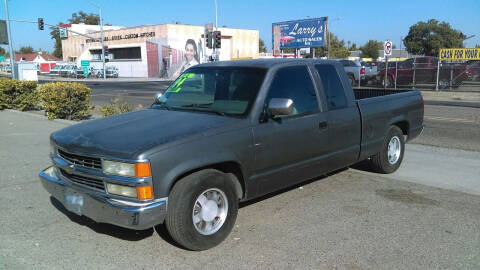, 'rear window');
315,65,348,110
